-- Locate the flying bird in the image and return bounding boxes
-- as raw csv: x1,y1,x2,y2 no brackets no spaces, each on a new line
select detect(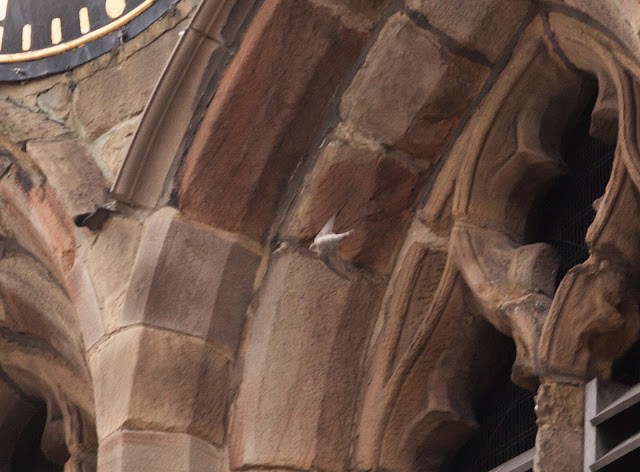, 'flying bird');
310,215,354,279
